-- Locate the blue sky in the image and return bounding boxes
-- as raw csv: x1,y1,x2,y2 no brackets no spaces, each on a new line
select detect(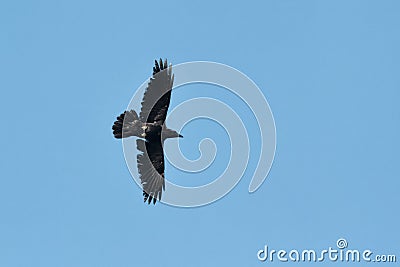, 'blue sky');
1,0,399,266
